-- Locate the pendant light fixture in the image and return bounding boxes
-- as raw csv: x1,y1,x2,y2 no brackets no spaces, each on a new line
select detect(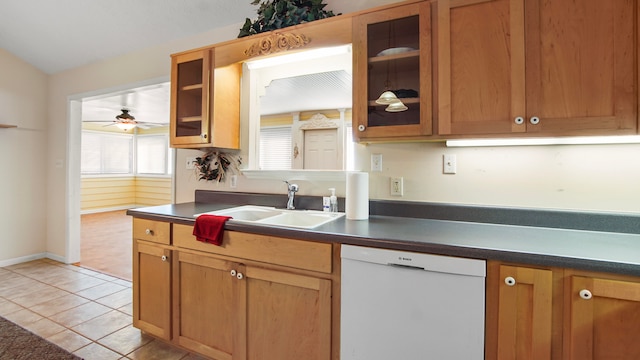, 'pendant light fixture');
385,100,408,112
